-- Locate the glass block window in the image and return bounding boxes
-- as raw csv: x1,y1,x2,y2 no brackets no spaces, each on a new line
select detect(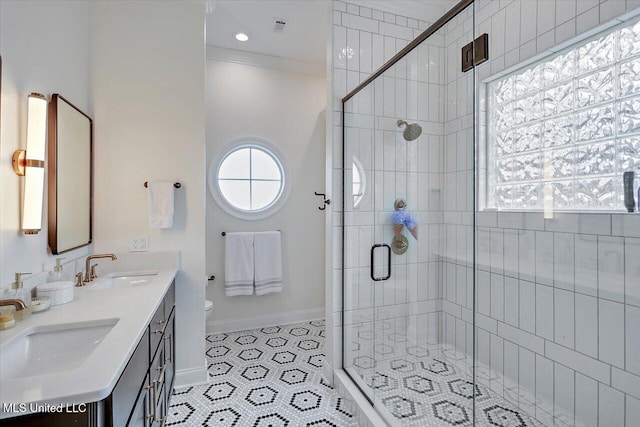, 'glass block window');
487,18,640,210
